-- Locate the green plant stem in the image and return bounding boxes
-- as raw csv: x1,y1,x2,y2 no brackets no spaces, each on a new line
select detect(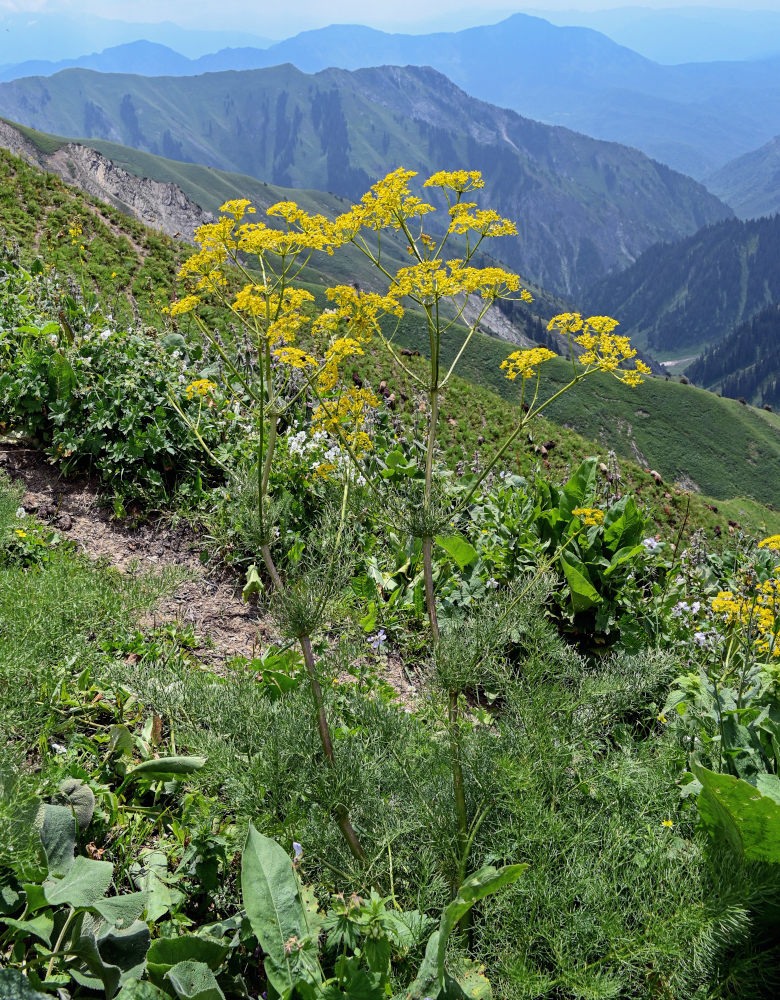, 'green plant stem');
46,906,75,980
422,536,440,641
299,633,366,863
